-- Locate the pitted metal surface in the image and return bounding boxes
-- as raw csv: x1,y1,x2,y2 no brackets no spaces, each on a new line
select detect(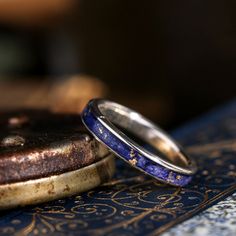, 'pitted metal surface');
0,109,109,184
